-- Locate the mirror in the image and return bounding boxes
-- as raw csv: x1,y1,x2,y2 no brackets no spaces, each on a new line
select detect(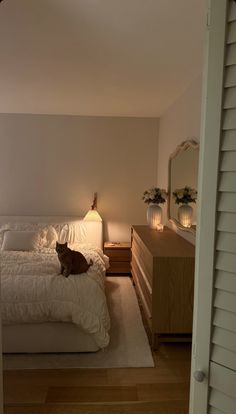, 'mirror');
168,139,199,233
